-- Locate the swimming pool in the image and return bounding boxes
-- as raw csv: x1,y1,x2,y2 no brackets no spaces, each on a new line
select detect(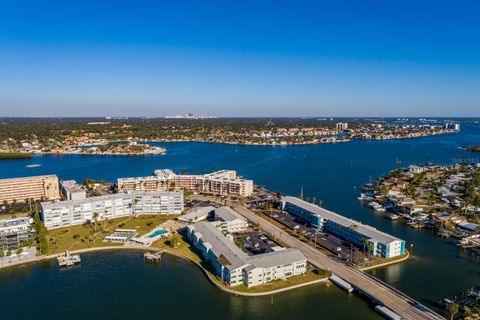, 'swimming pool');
147,230,168,238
